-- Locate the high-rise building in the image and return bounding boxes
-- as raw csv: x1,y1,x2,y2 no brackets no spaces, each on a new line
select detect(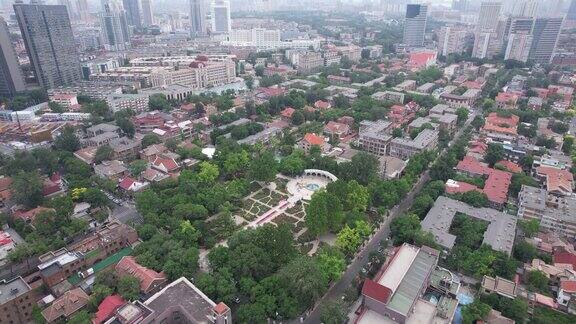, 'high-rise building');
569,0,576,21
0,17,25,97
141,0,154,26
76,0,90,21
505,33,533,62
190,0,207,37
472,32,502,59
212,0,231,33
100,1,131,51
452,0,470,11
13,3,81,88
529,17,563,64
437,26,469,56
477,2,502,32
508,0,538,17
57,0,73,20
123,0,142,29
403,4,428,47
